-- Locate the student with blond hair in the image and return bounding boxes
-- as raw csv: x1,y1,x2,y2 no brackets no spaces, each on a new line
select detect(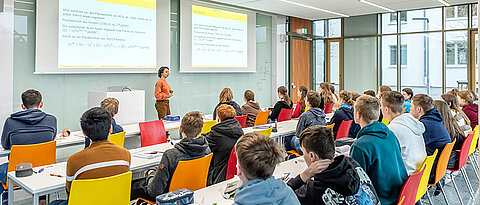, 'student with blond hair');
457,90,478,129
213,88,242,120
